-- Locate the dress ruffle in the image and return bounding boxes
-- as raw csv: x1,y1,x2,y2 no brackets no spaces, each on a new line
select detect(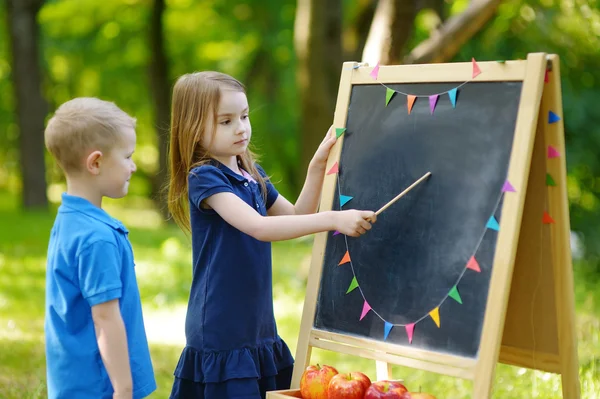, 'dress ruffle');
174,338,294,384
